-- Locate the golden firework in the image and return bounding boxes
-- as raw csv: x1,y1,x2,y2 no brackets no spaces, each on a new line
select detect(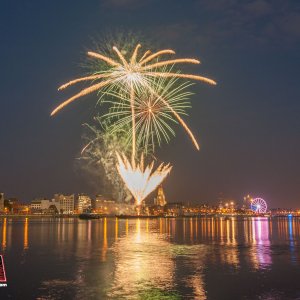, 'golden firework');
51,44,216,161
